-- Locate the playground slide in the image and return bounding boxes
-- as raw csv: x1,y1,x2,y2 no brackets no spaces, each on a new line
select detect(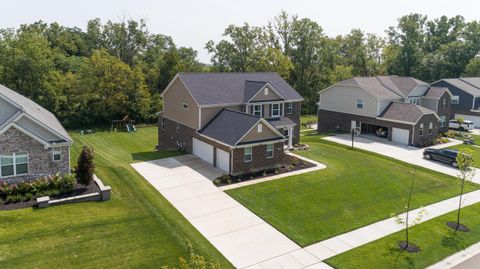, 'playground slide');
126,124,137,132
